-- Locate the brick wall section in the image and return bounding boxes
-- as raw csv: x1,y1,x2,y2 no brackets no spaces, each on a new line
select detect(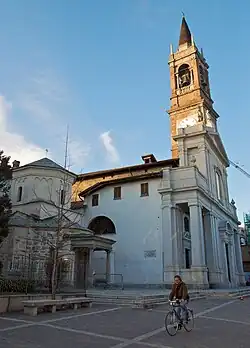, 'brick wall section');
72,166,163,201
